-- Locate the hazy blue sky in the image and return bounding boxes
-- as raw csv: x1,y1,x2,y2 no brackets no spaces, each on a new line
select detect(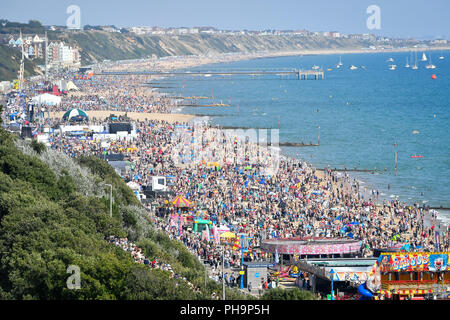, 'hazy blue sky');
3,0,450,39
